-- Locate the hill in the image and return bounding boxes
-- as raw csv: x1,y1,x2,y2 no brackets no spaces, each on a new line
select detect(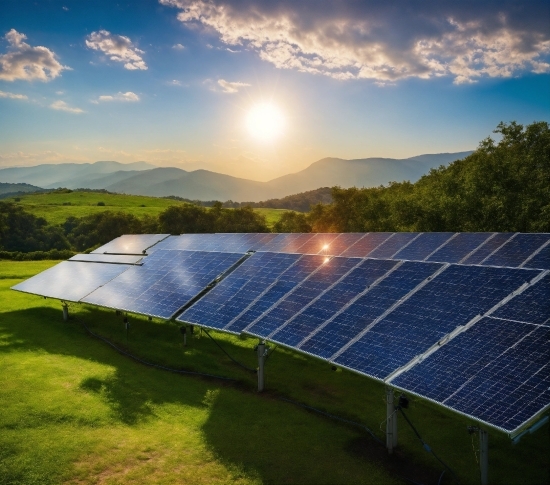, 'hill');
0,152,472,202
0,182,46,199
